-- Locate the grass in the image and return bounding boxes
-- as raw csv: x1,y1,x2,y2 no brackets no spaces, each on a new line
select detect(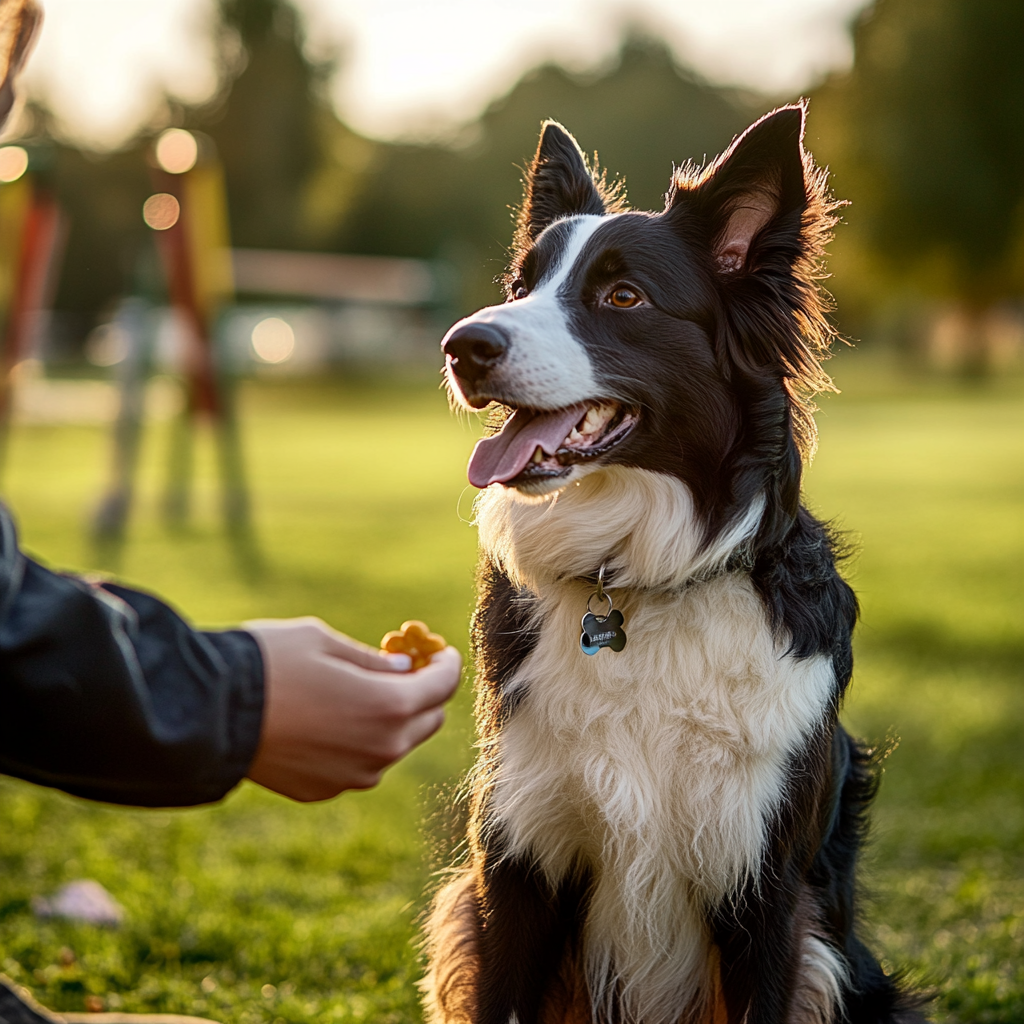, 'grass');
805,362,1024,1022
0,354,1021,1024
